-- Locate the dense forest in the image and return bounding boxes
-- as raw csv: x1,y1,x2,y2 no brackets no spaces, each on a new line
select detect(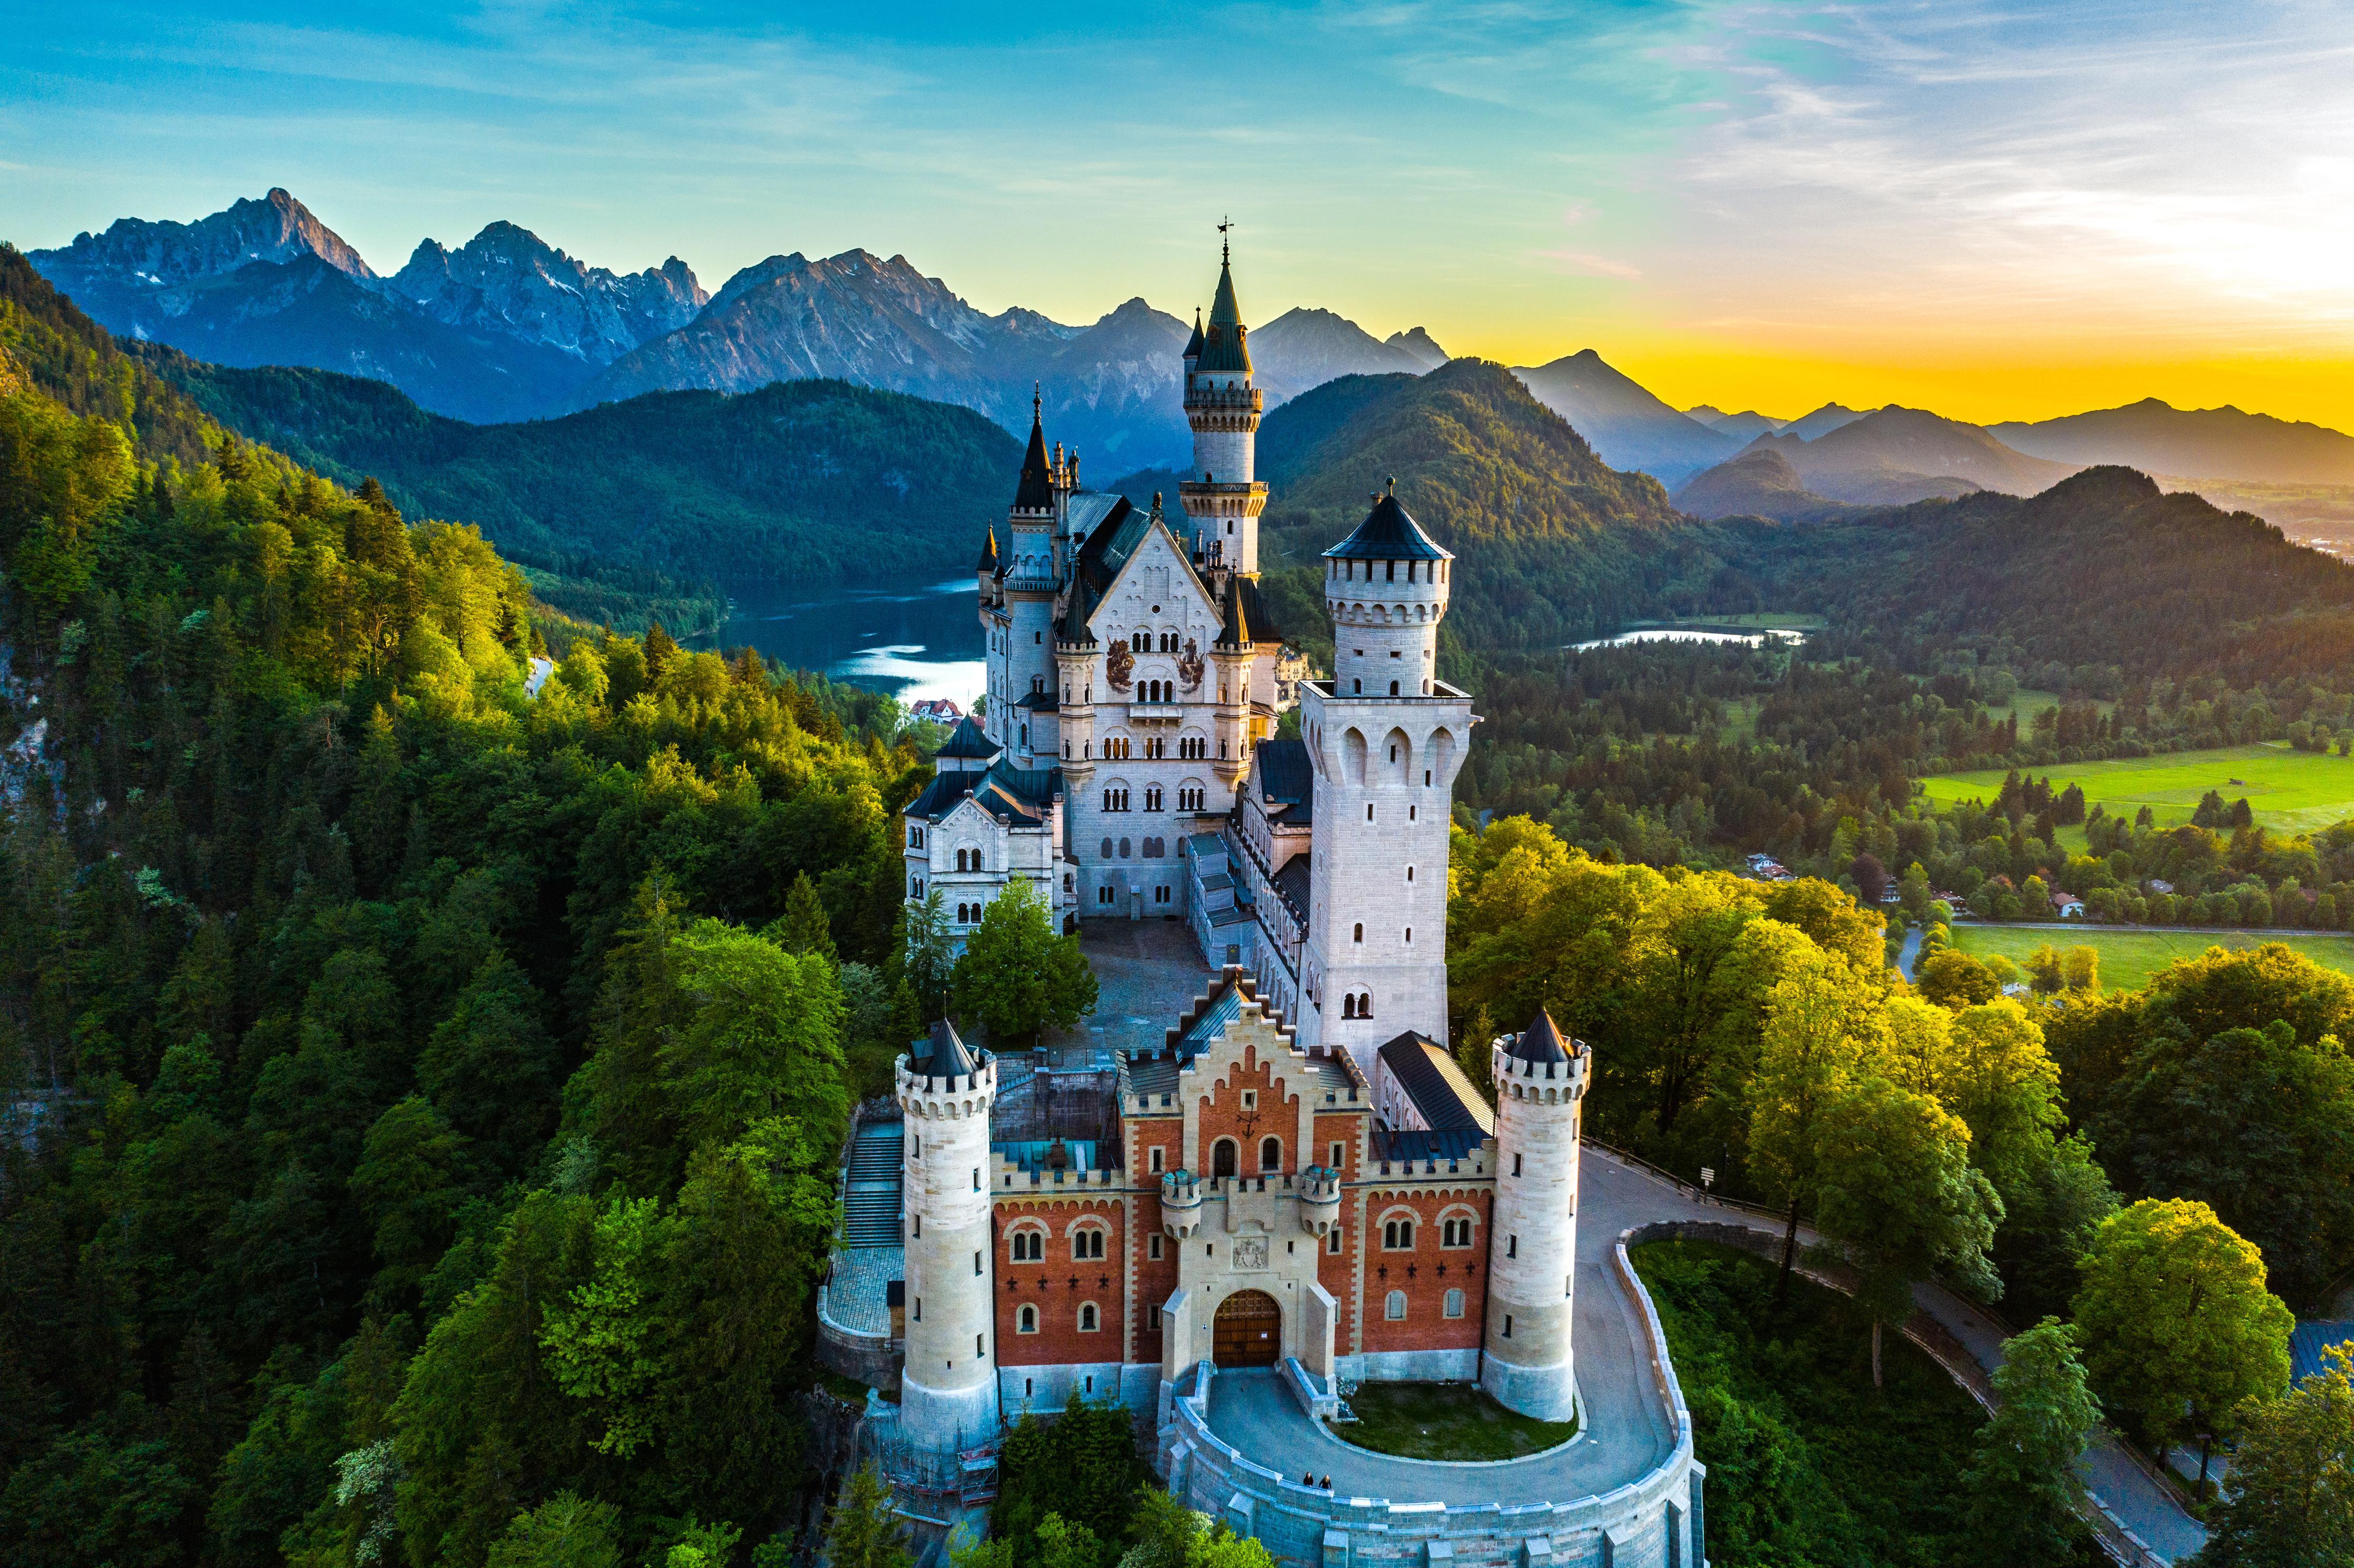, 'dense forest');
0,246,951,1566
134,346,1021,592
